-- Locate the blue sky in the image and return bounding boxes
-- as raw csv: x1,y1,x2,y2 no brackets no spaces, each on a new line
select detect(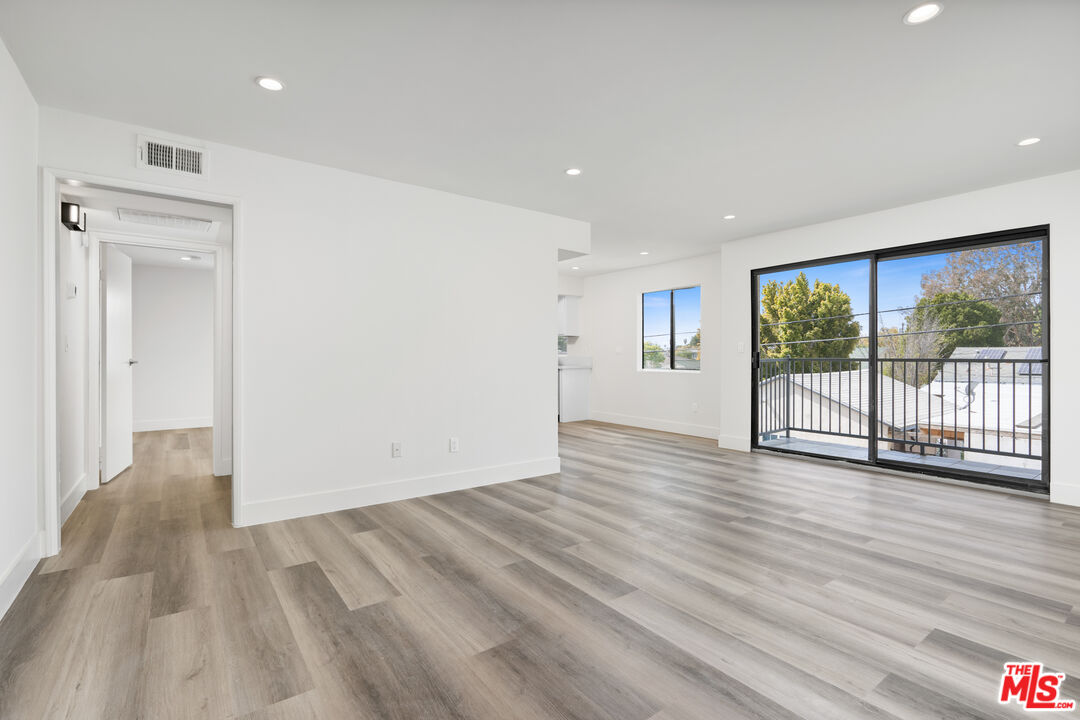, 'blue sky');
757,253,952,336
644,286,700,348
